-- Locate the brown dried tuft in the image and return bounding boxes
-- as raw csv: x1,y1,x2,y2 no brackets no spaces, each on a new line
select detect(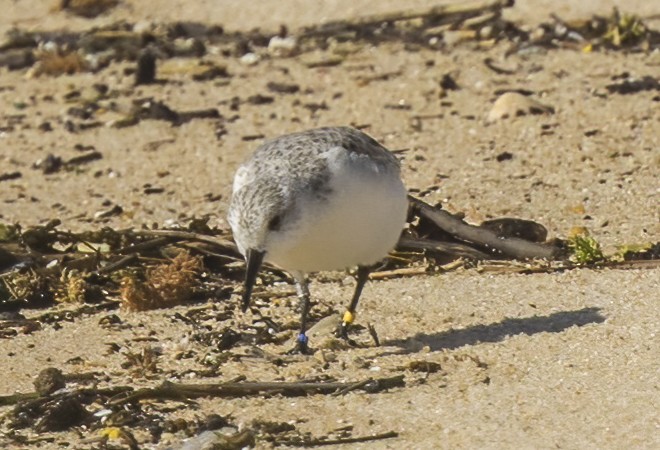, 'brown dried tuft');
121,347,160,378
29,50,88,77
120,251,203,311
53,269,87,303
